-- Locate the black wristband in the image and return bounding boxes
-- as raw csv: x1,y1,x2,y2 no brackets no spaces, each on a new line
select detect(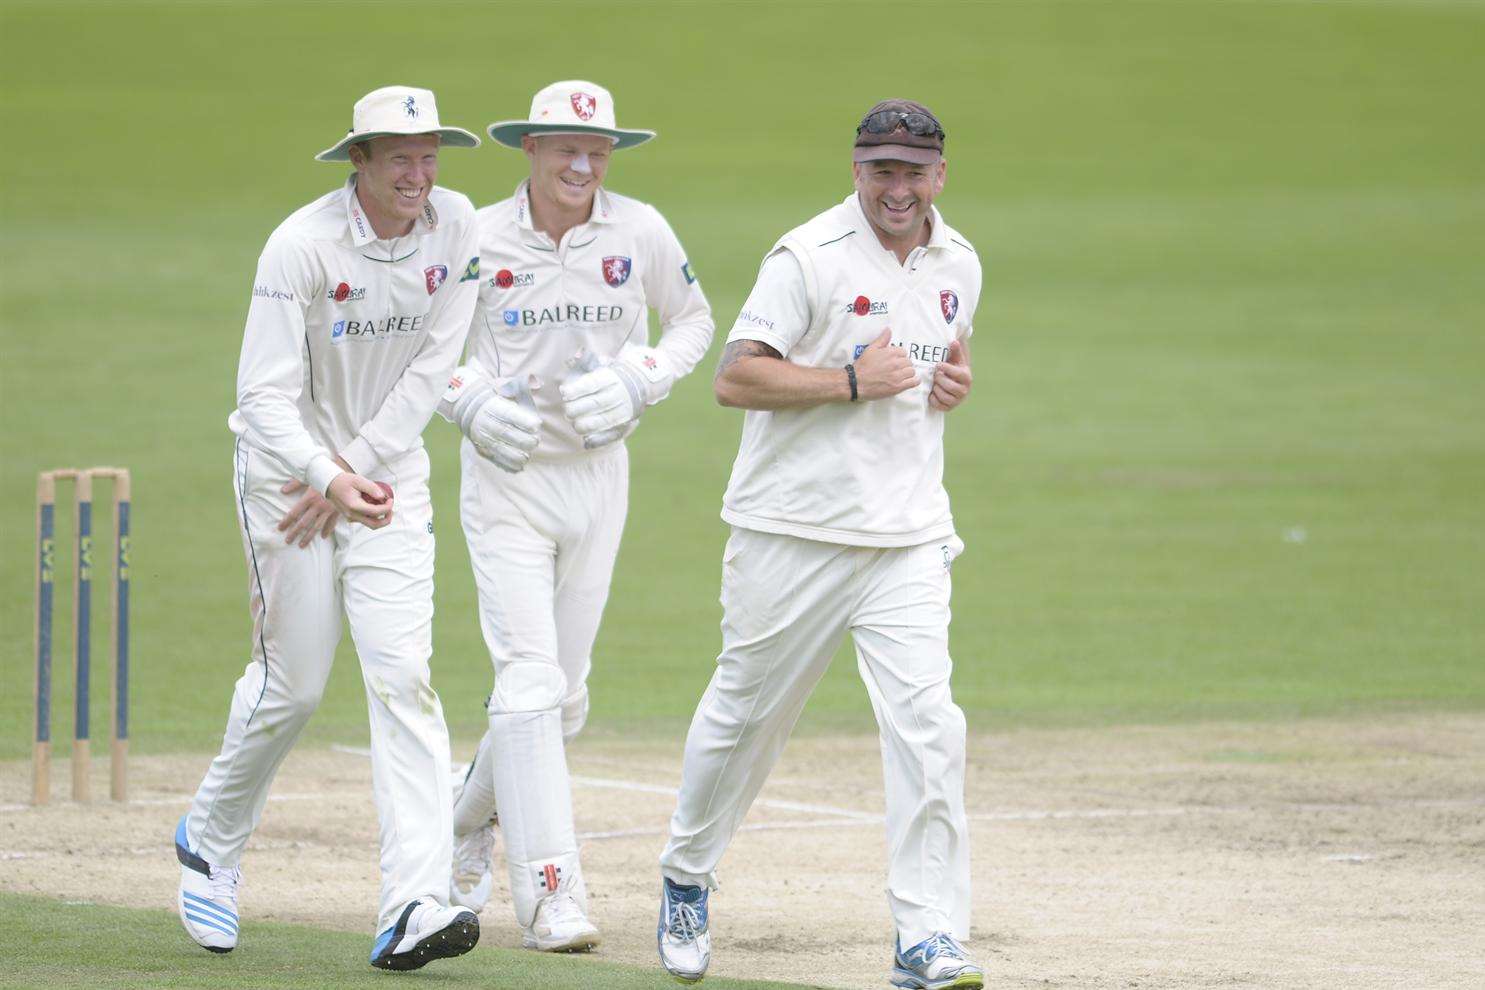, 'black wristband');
844,363,859,402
